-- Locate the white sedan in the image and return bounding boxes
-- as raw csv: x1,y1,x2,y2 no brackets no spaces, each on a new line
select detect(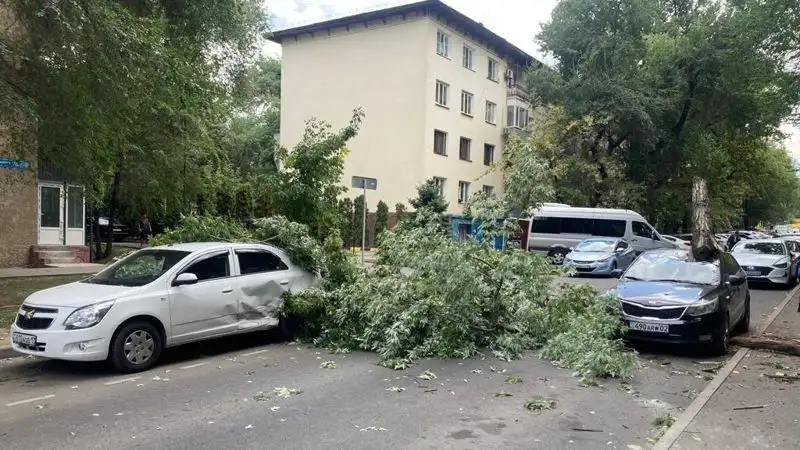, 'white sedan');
10,242,319,372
